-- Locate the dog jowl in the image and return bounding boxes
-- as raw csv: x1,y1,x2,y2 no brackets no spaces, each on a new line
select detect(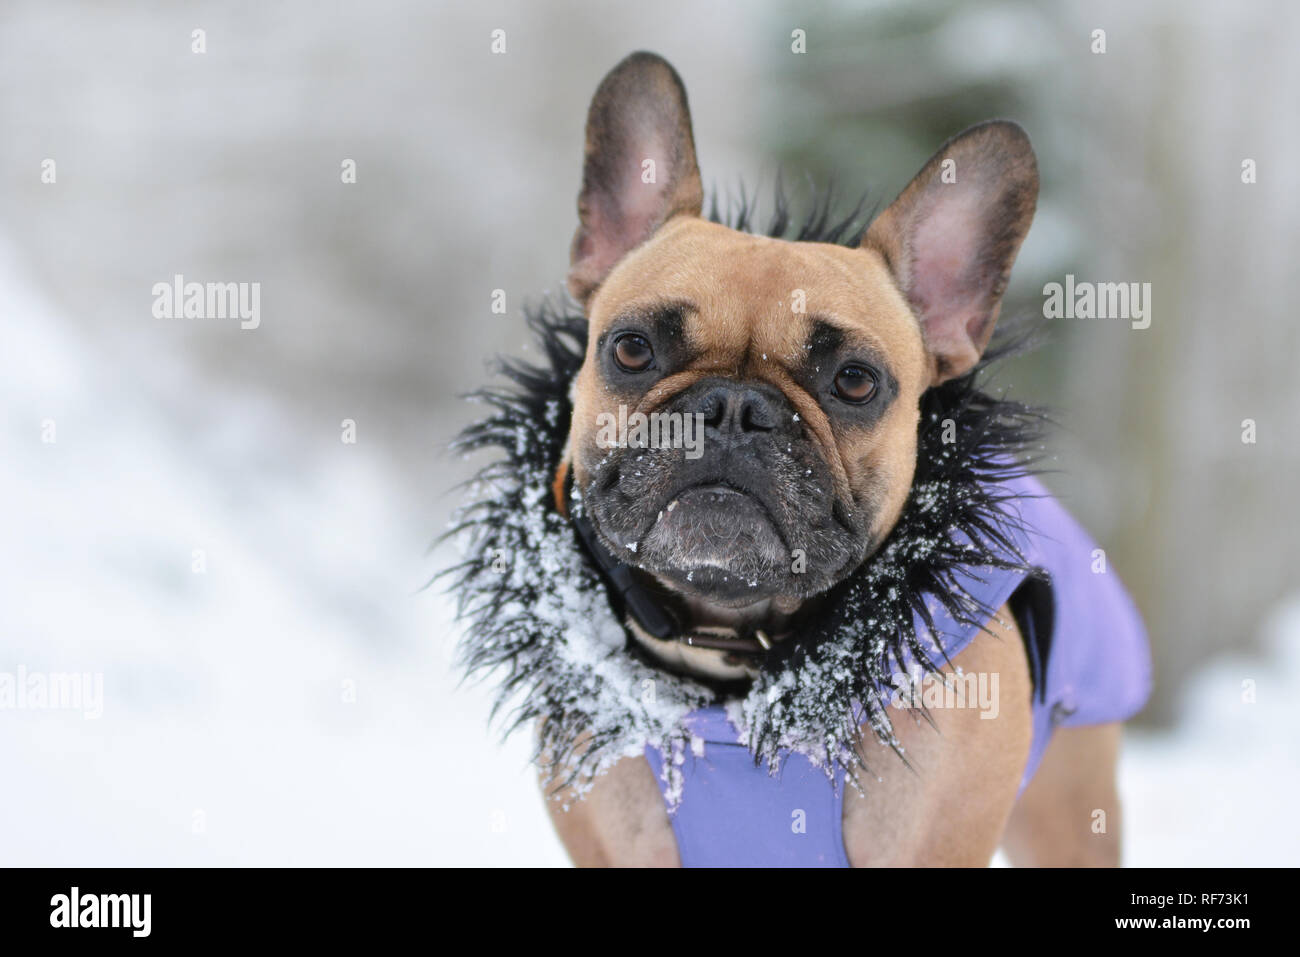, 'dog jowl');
564,52,1038,640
